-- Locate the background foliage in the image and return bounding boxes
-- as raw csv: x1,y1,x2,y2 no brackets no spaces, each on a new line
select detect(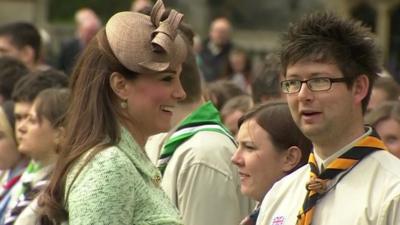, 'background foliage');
48,0,132,23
